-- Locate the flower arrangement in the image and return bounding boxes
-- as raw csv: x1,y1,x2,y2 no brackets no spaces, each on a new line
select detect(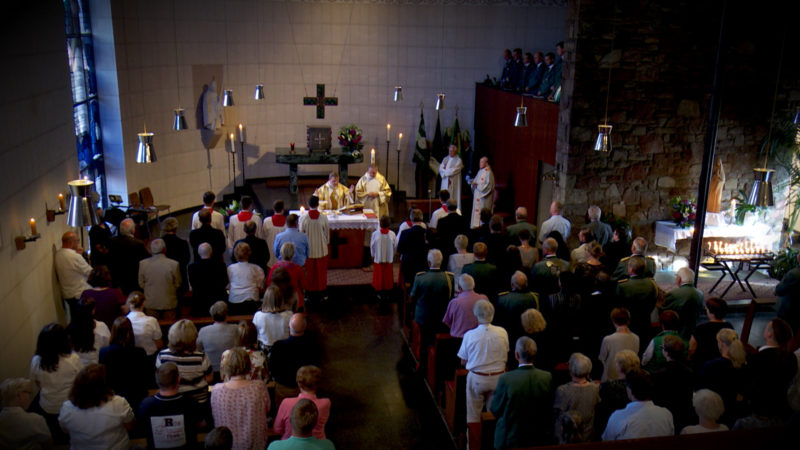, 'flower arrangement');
216,199,241,218
337,124,364,153
671,196,697,228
